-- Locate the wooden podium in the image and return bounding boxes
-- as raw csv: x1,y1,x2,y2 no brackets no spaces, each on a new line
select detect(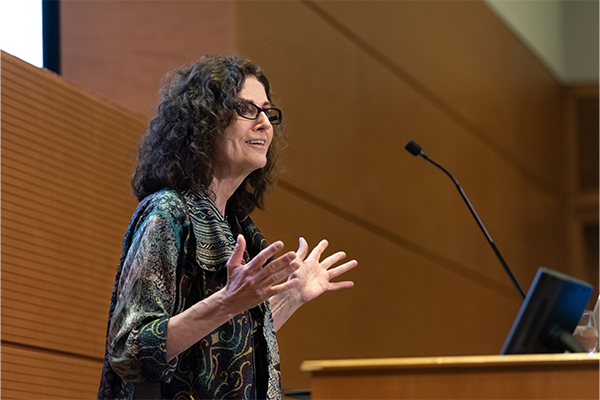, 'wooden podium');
301,354,600,399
